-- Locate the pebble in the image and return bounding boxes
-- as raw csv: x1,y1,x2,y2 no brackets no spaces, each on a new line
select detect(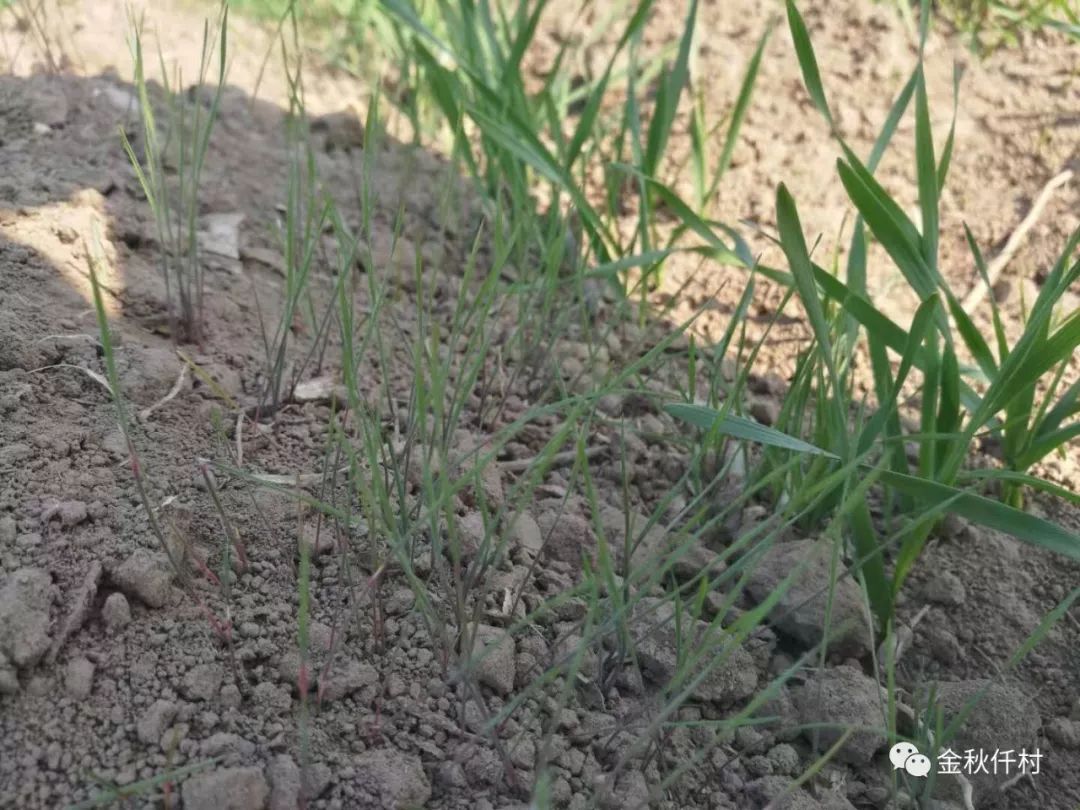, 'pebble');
1045,717,1080,749
633,601,757,705
535,510,596,571
766,743,801,776
200,733,256,765
64,656,94,700
0,652,19,694
112,549,175,608
183,662,224,702
0,567,53,667
319,659,378,702
268,754,301,810
49,562,102,662
353,748,431,808
749,397,780,426
303,762,333,800
220,683,243,709
745,538,872,657
101,592,132,630
508,511,543,558
469,624,516,696
181,766,269,810
918,679,1040,805
0,515,15,544
795,665,885,764
921,571,966,606
137,700,178,745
